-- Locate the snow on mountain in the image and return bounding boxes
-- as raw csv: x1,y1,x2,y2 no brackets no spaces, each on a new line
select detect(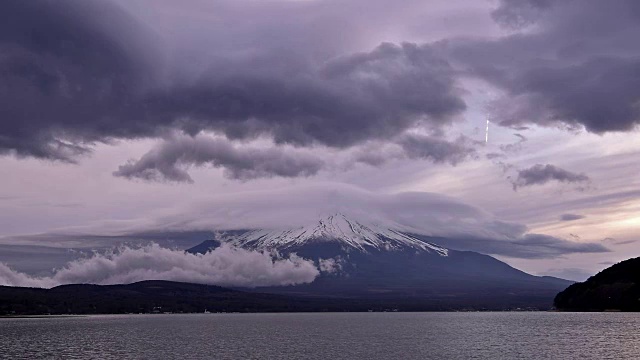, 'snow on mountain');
216,213,448,256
